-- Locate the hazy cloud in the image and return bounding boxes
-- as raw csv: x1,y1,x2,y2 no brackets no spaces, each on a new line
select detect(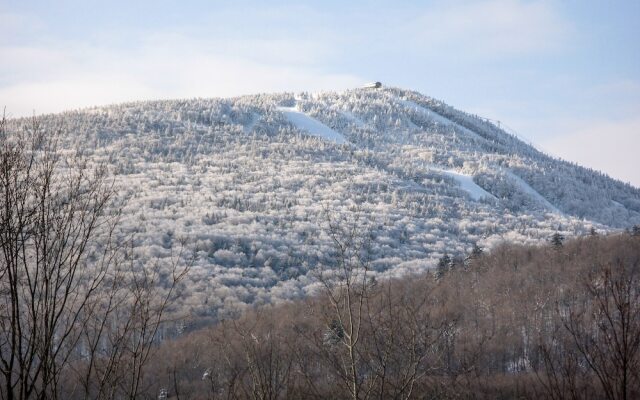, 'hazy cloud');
0,12,45,44
542,117,640,187
407,0,570,56
0,34,362,116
